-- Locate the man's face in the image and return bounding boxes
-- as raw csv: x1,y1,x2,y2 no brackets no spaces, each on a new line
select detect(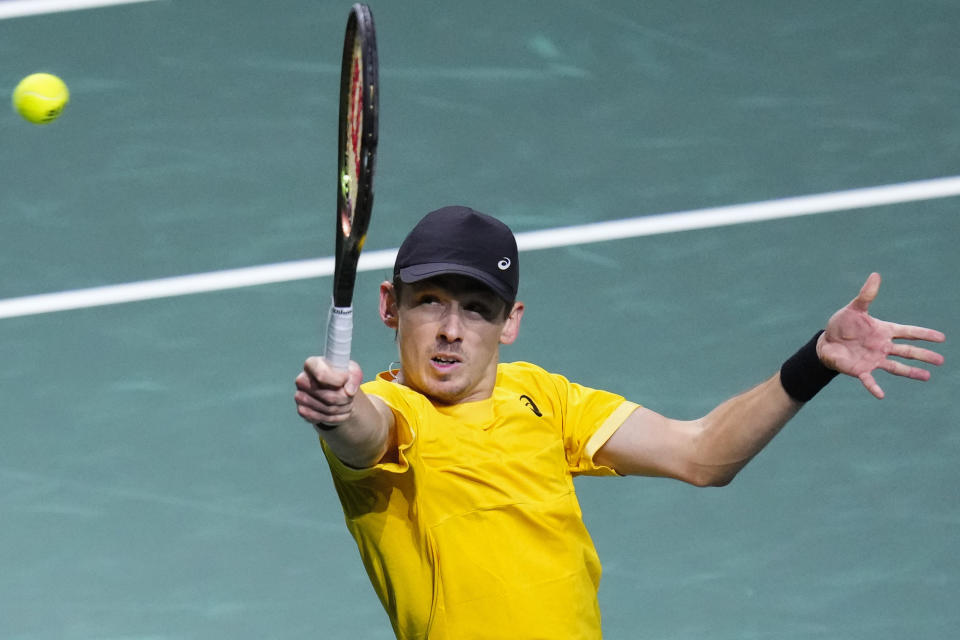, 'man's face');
380,275,524,405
